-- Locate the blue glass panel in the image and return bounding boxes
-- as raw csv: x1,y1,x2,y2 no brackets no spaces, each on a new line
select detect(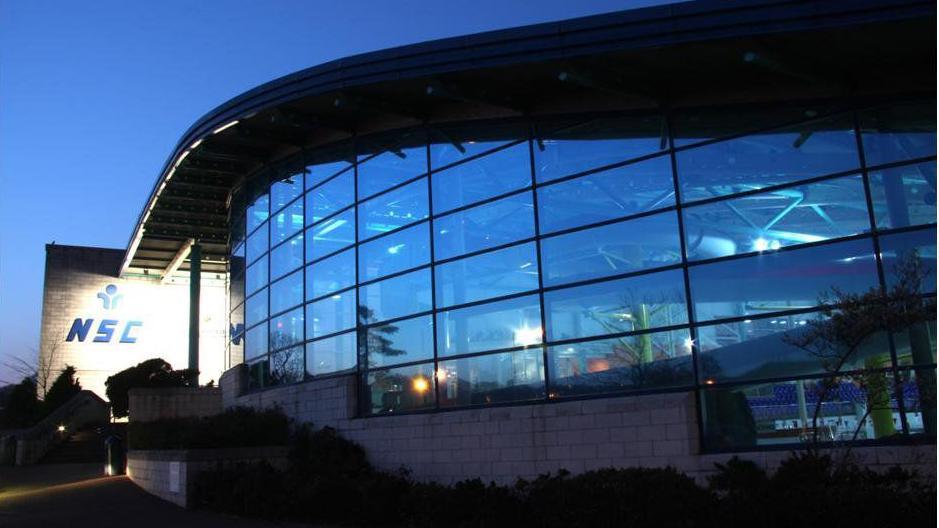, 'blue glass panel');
697,312,891,384
435,242,539,307
246,356,270,390
230,270,245,310
358,268,432,323
245,288,267,328
306,247,355,300
270,269,303,315
269,345,304,385
270,232,303,280
431,139,516,170
540,210,681,287
360,314,434,369
676,114,859,203
271,197,304,245
357,145,426,199
545,269,688,342
879,227,937,293
245,323,268,360
306,331,356,376
305,171,354,226
246,256,268,295
534,115,667,183
359,222,430,282
306,161,351,190
435,294,542,357
271,174,303,213
869,162,937,230
358,177,428,240
438,349,545,407
365,362,435,414
434,192,535,260
270,307,303,350
306,291,355,339
247,194,269,233
548,329,693,397
898,368,936,435
432,143,532,213
246,221,268,263
860,101,937,167
537,155,674,234
683,175,871,261
306,209,355,262
690,238,880,322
